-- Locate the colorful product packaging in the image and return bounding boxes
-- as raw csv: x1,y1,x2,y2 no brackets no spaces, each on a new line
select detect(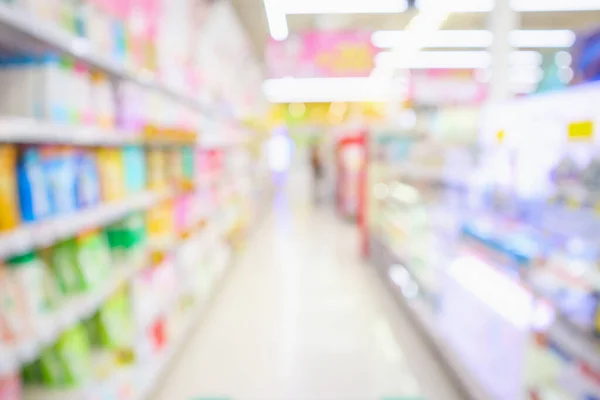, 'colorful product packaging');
97,148,125,202
0,264,31,346
17,147,52,222
5,252,58,331
39,324,94,387
75,150,101,209
123,146,146,193
43,147,78,216
147,148,167,190
0,374,22,400
75,230,112,291
96,290,134,350
0,145,20,232
46,239,84,295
